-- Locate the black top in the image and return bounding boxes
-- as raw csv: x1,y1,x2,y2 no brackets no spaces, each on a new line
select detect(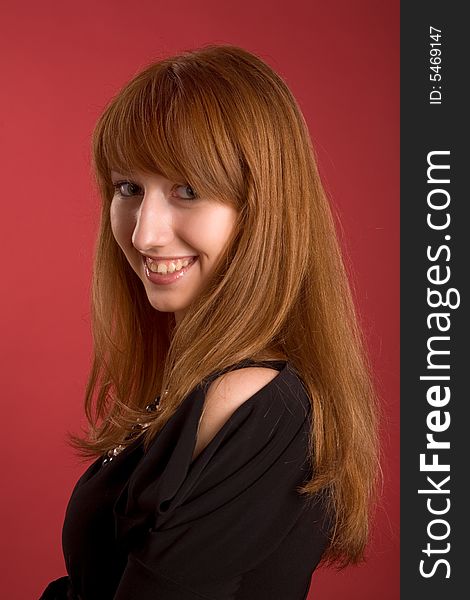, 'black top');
40,360,330,600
